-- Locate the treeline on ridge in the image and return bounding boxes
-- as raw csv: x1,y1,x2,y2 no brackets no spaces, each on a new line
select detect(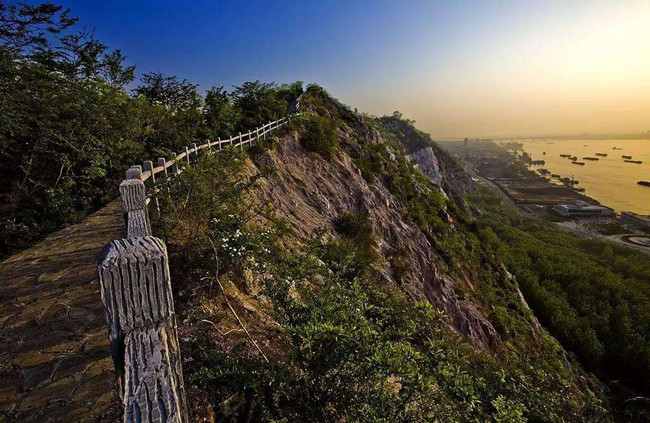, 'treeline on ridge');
0,2,302,259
